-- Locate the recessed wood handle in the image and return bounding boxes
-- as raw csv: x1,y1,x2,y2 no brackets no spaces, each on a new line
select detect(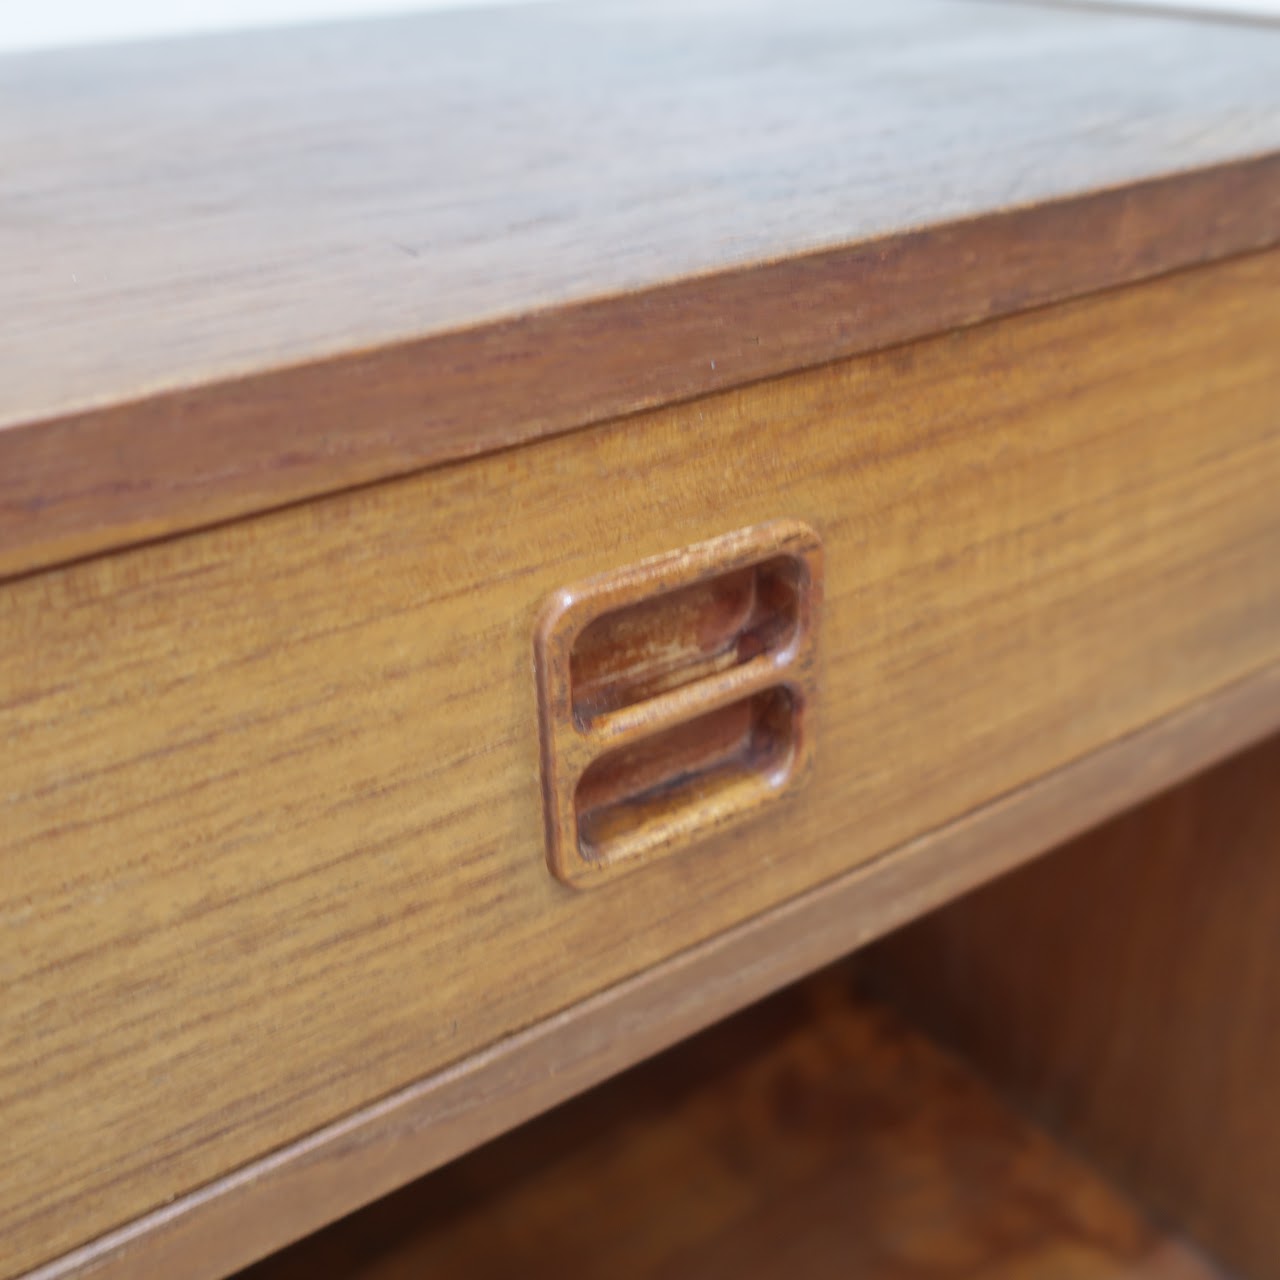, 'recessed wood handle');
535,520,822,888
